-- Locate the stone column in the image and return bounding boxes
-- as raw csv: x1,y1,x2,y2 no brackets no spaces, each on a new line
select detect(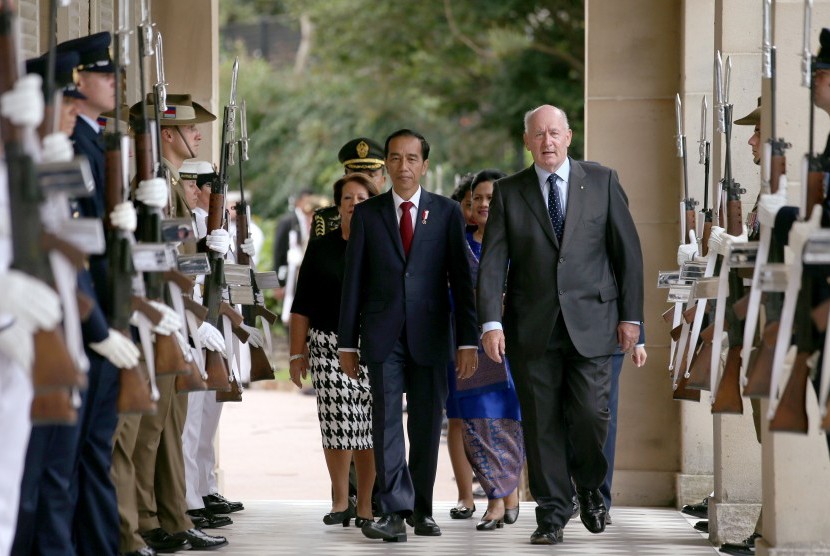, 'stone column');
585,0,685,508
